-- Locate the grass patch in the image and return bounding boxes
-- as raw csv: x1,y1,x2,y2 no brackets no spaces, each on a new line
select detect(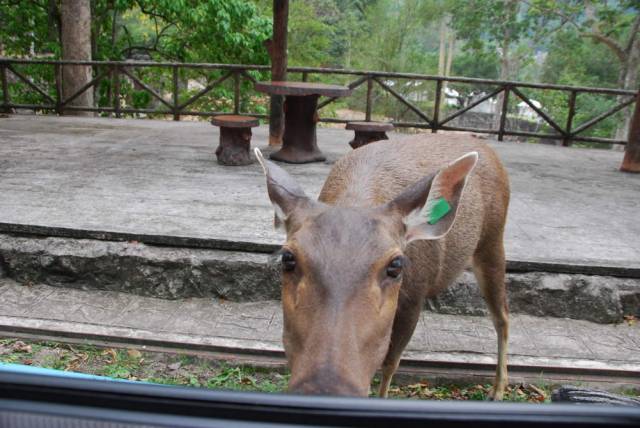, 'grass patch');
1,337,633,403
